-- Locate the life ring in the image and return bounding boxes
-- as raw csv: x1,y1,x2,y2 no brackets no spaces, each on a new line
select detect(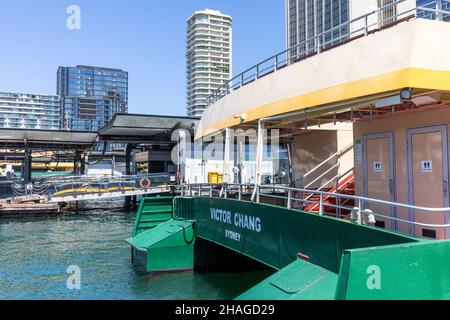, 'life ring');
140,177,151,189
